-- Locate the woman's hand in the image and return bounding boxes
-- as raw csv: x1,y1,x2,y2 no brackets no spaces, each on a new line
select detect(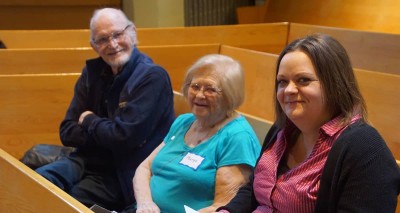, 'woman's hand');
136,201,160,213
